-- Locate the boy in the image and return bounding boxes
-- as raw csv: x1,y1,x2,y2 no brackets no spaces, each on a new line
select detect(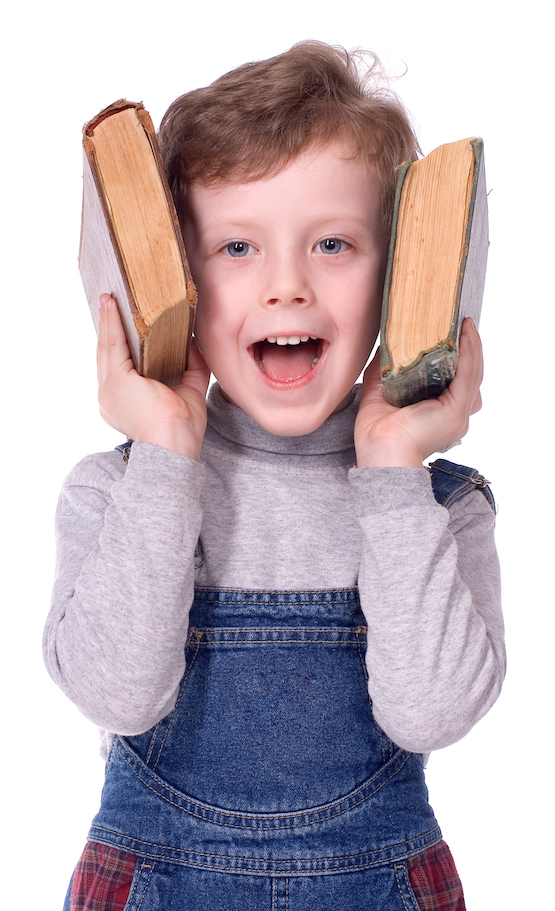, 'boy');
45,41,504,910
